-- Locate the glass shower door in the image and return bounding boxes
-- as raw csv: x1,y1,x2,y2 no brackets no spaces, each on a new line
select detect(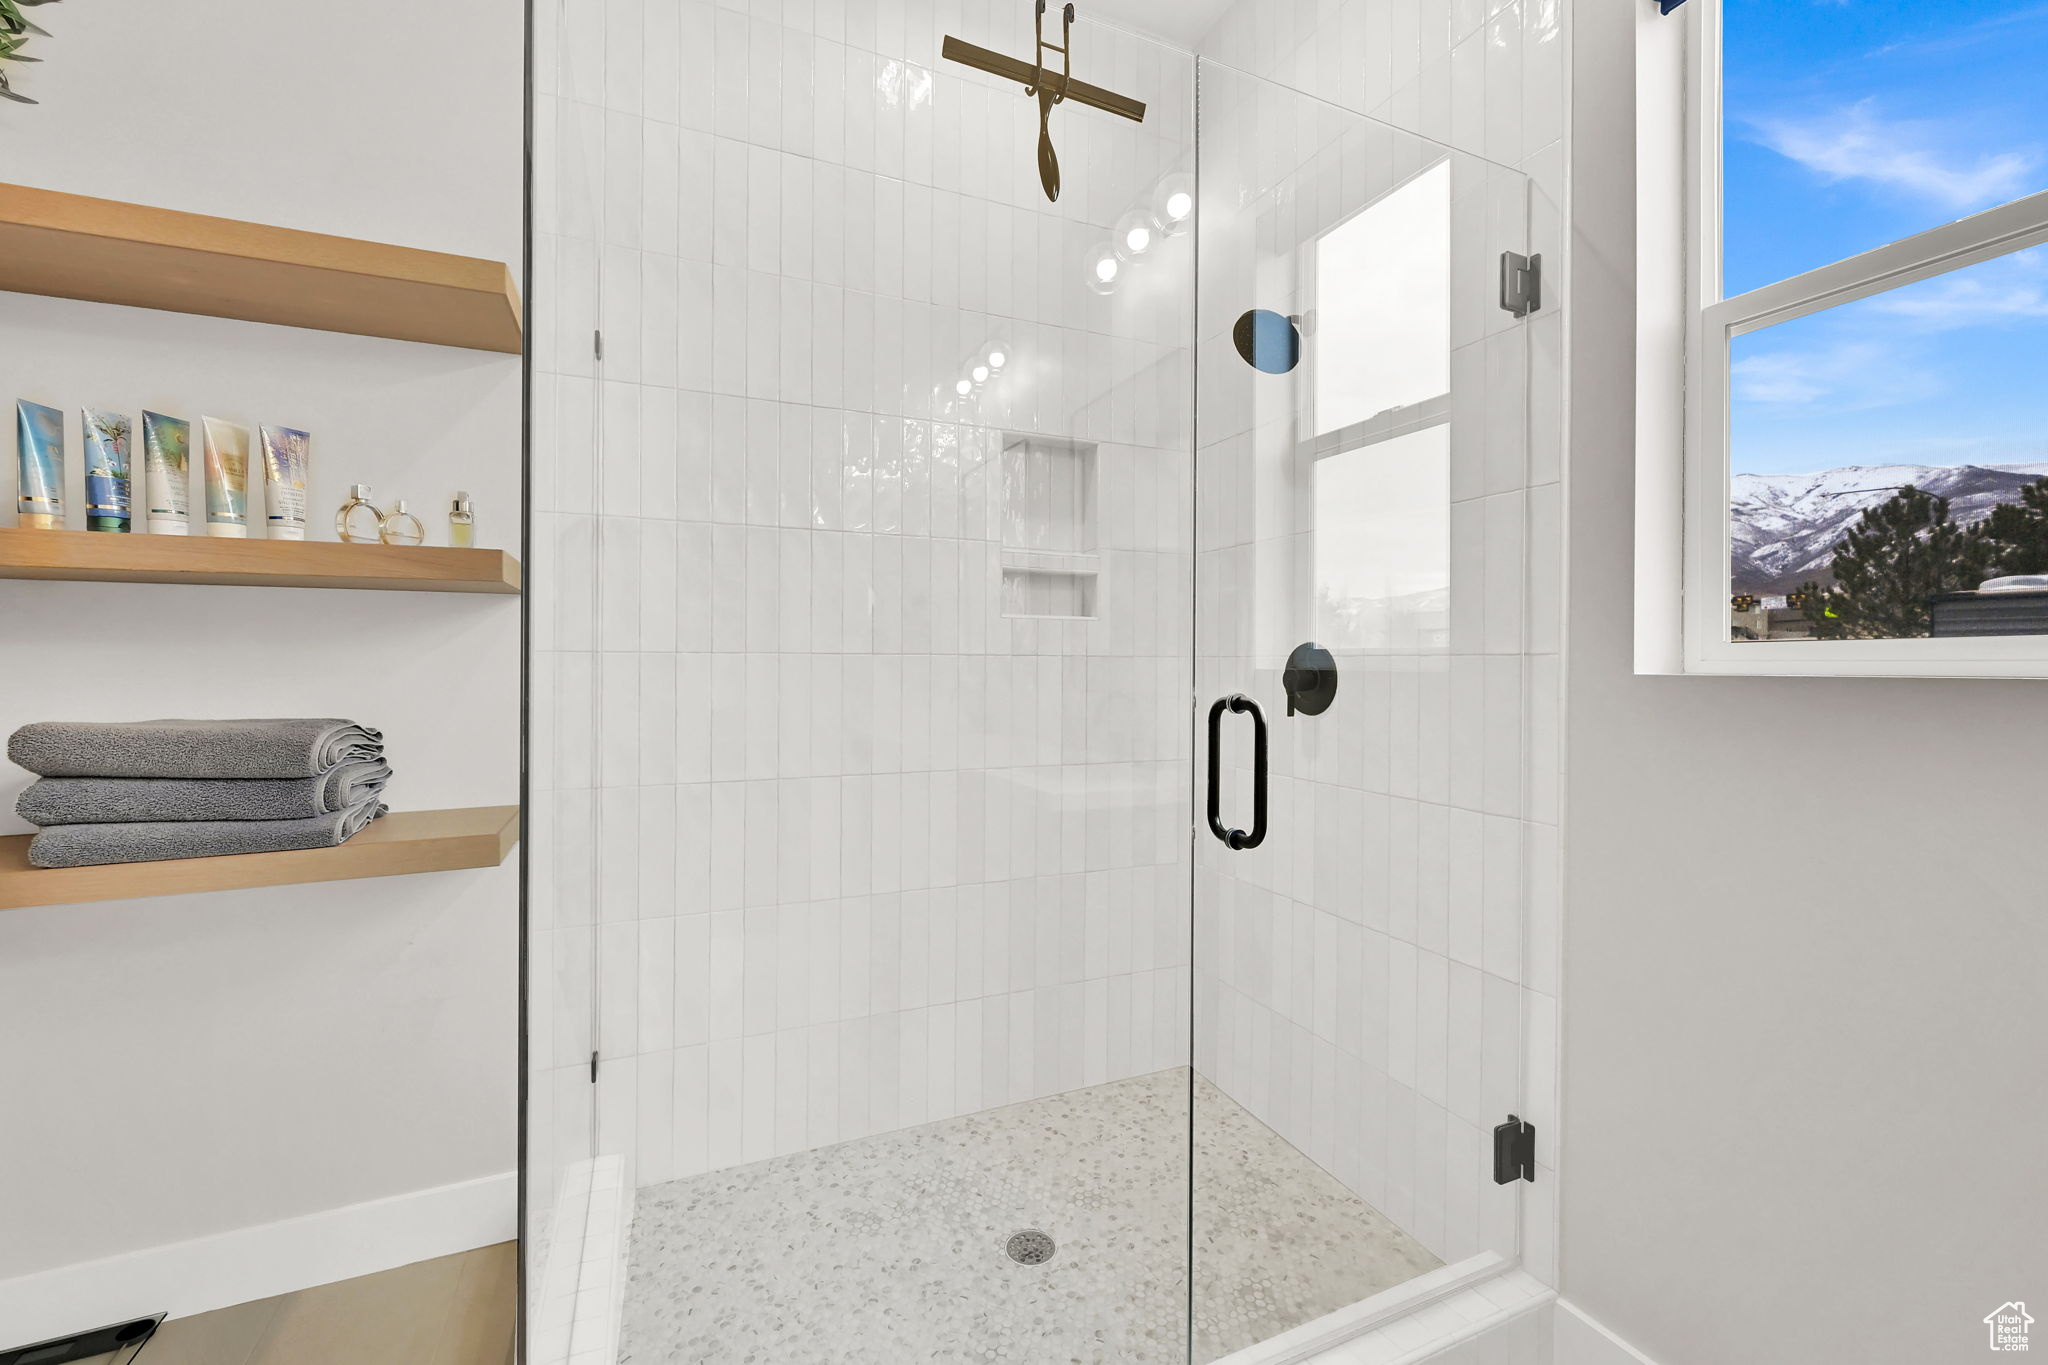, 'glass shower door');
1189,61,1531,1361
